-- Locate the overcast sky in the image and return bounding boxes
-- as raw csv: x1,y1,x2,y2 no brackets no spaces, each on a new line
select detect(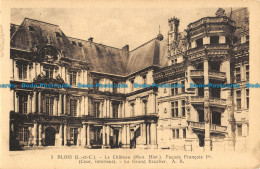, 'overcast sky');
11,8,234,50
